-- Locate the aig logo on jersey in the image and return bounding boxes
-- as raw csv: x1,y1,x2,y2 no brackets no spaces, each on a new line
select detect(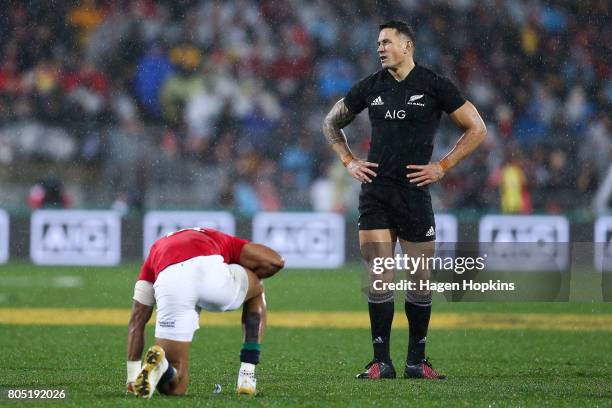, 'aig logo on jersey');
30,210,121,266
253,212,345,268
479,215,569,271
385,110,407,119
594,217,612,272
143,211,235,259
